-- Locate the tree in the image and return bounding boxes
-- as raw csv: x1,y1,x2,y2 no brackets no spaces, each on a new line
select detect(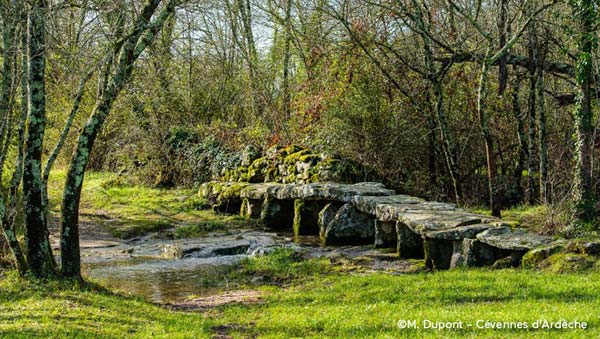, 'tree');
22,0,57,278
570,0,596,226
60,0,179,279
